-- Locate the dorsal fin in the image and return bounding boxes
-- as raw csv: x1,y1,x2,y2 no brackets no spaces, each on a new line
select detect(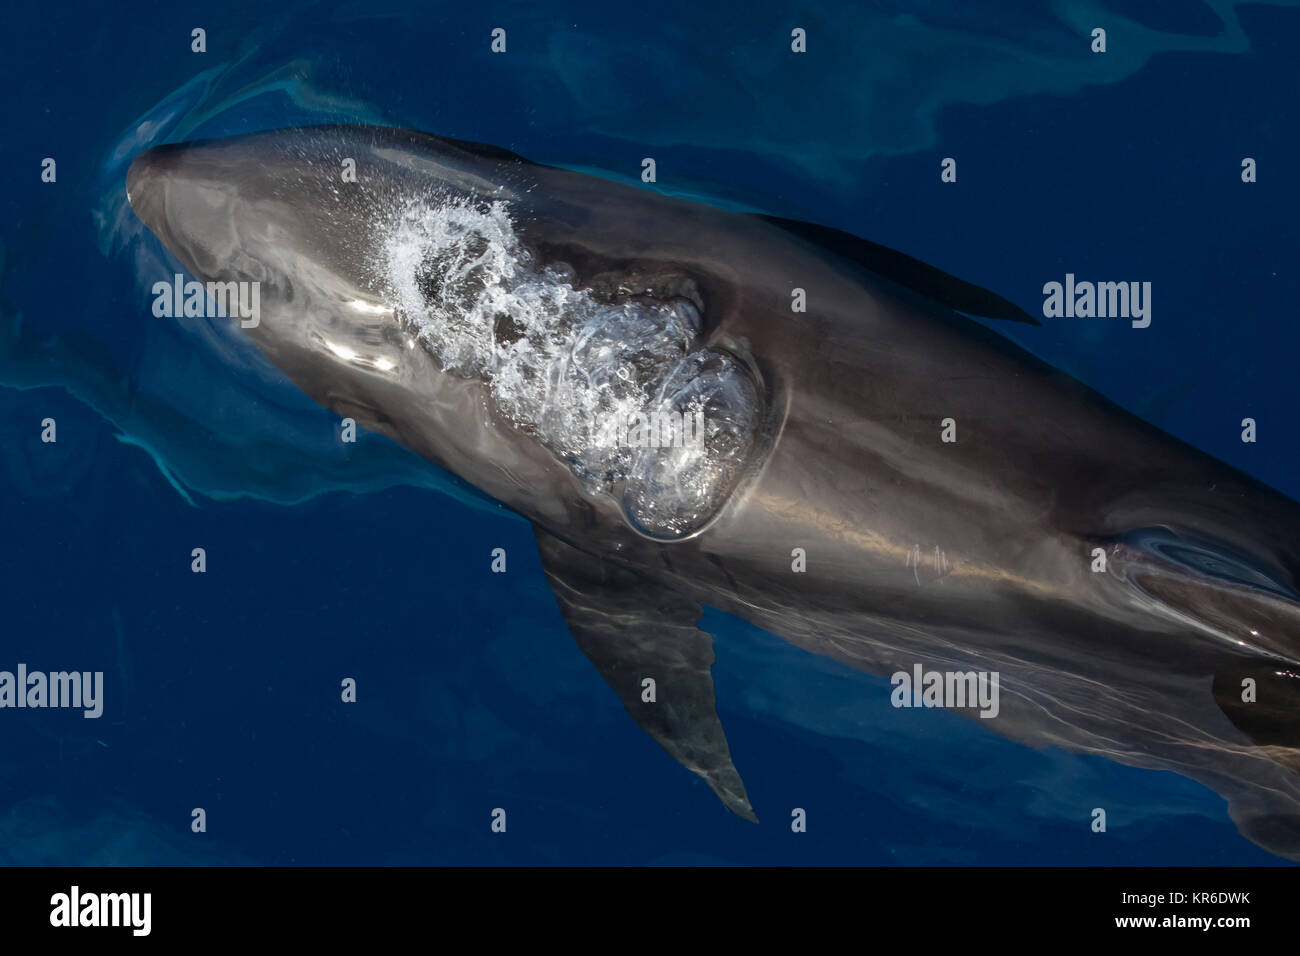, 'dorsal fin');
757,214,1040,325
1214,657,1300,750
